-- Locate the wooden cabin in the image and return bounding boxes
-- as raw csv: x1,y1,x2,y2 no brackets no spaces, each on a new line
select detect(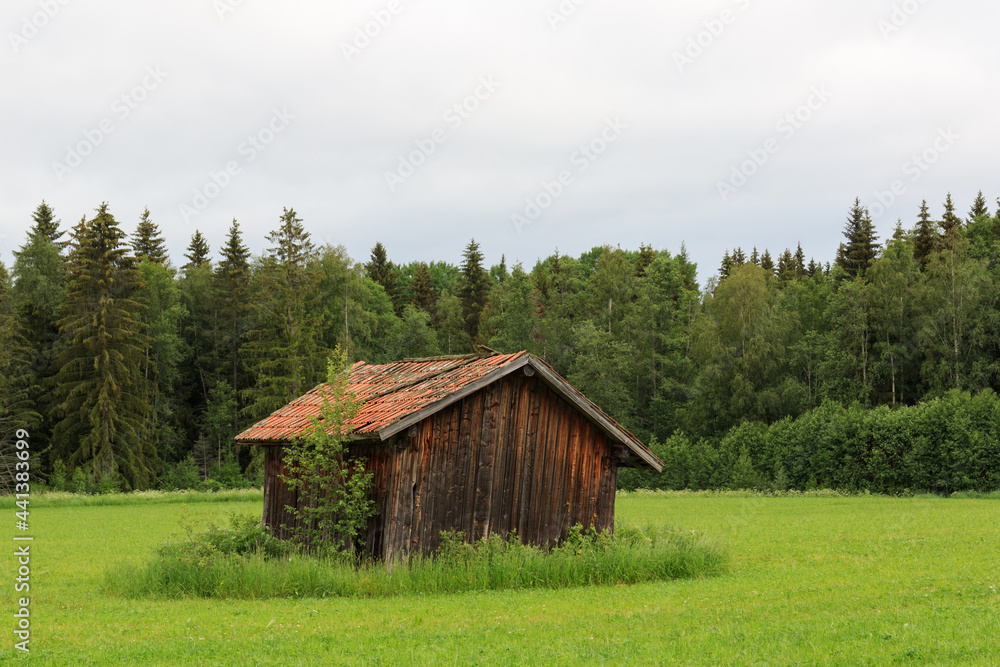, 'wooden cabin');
235,351,662,560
